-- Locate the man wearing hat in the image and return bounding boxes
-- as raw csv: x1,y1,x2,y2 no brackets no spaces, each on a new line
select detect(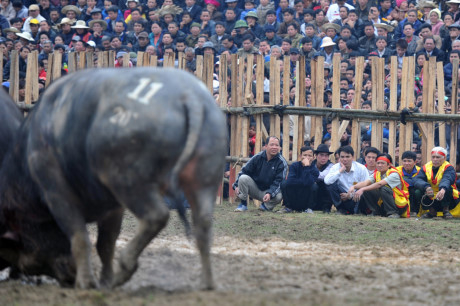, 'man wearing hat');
28,18,41,42
132,31,151,52
232,19,251,47
318,36,336,65
58,17,76,45
374,23,395,48
414,147,460,219
87,8,104,24
23,4,46,33
441,24,460,54
245,11,263,38
446,0,460,22
61,5,81,22
279,146,319,213
88,19,107,45
310,144,336,213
